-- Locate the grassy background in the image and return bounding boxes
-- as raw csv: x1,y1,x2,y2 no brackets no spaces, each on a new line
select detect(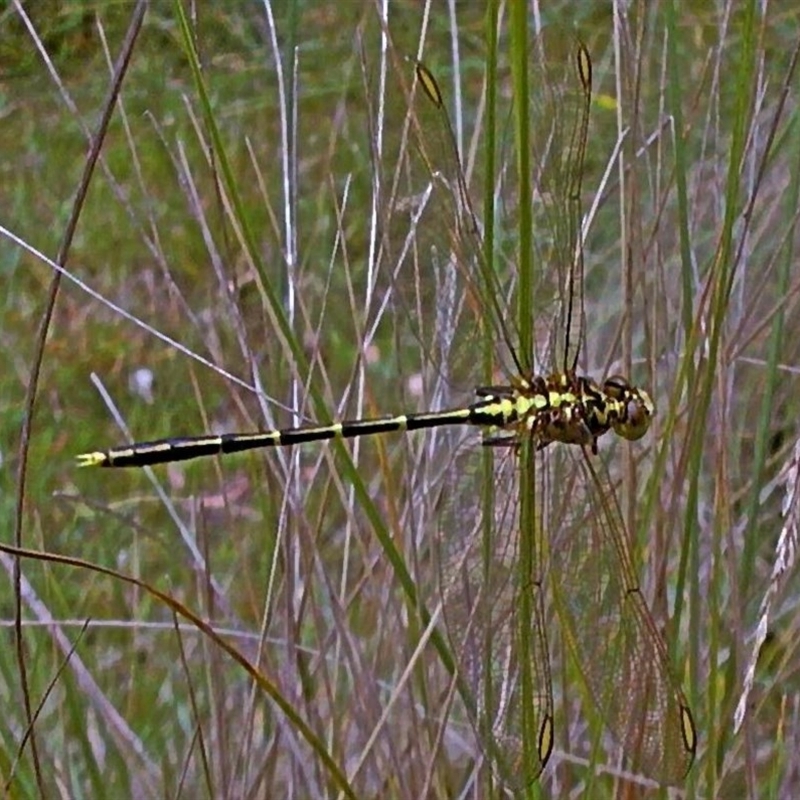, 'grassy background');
2,1,800,797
